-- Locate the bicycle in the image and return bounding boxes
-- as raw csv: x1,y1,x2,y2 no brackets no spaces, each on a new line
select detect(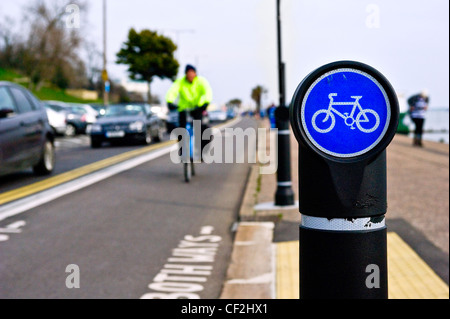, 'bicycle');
312,93,380,133
181,110,200,183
